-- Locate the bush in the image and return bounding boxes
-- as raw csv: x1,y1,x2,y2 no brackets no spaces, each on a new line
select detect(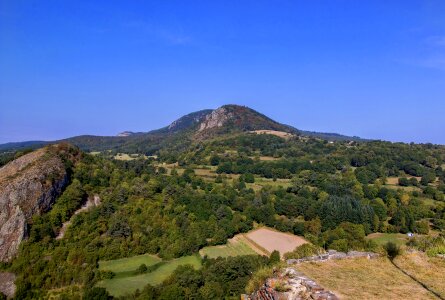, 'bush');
426,245,445,257
83,287,110,300
330,239,349,252
284,243,324,260
137,263,148,274
100,270,115,279
269,250,280,265
384,242,400,259
245,266,274,294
